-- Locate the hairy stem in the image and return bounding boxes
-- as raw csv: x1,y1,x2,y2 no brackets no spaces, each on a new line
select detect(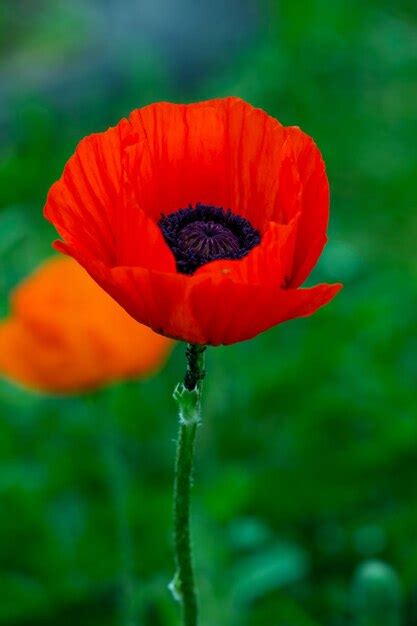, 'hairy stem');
170,344,206,626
